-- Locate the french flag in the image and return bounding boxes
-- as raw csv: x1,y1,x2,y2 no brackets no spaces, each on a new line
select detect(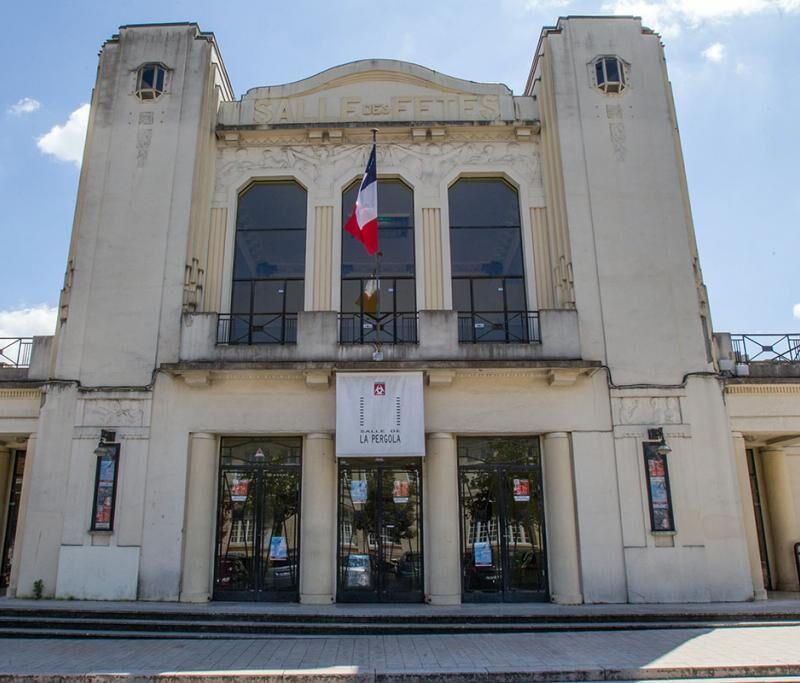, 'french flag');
344,144,378,255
